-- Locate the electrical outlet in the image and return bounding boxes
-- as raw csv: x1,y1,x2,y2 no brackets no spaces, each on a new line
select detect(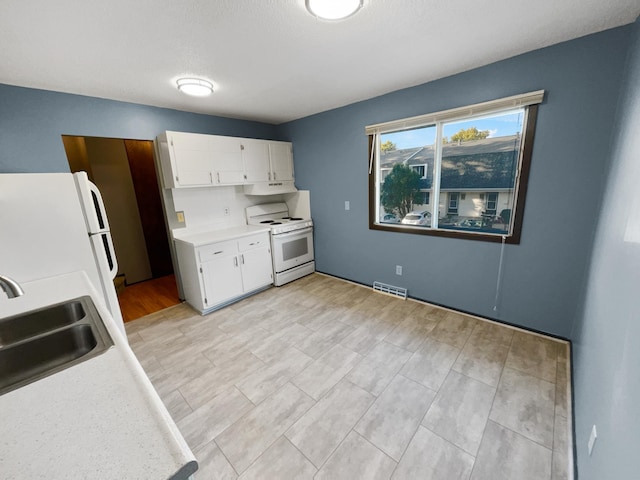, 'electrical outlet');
345,201,350,211
224,207,230,216
588,425,597,456
396,265,402,275
176,211,185,223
